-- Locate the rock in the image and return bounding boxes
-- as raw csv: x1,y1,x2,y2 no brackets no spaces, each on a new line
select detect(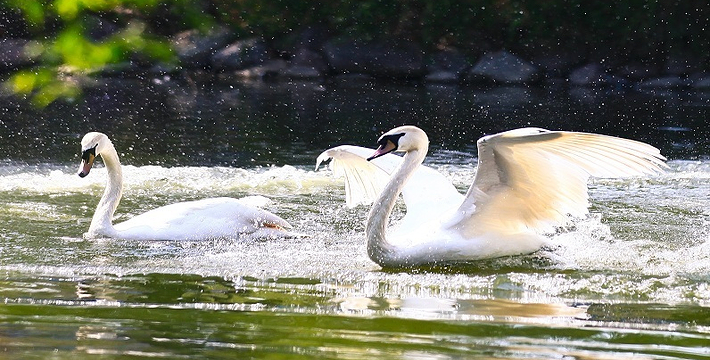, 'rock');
616,63,660,81
569,87,604,104
638,76,685,88
465,50,539,84
693,77,710,89
283,48,328,79
322,40,363,74
603,74,632,89
425,70,460,83
471,86,532,107
148,62,181,77
425,48,470,83
532,51,585,78
0,38,37,70
211,37,269,71
290,26,331,52
332,73,375,84
171,26,236,68
93,61,139,77
273,26,330,59
664,53,701,76
282,66,323,79
569,63,606,86
323,39,425,79
688,72,710,89
229,59,288,80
